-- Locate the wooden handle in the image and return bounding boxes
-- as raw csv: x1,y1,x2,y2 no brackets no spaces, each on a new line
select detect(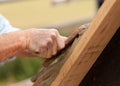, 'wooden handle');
43,25,88,67
31,24,89,84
